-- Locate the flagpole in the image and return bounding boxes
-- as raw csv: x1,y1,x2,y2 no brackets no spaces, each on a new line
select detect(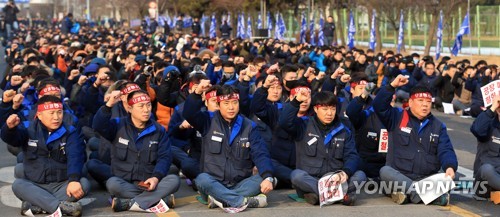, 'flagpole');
468,0,473,62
